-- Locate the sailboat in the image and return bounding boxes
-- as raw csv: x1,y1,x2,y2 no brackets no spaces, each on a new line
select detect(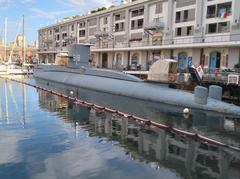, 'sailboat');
0,18,8,74
1,15,32,75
